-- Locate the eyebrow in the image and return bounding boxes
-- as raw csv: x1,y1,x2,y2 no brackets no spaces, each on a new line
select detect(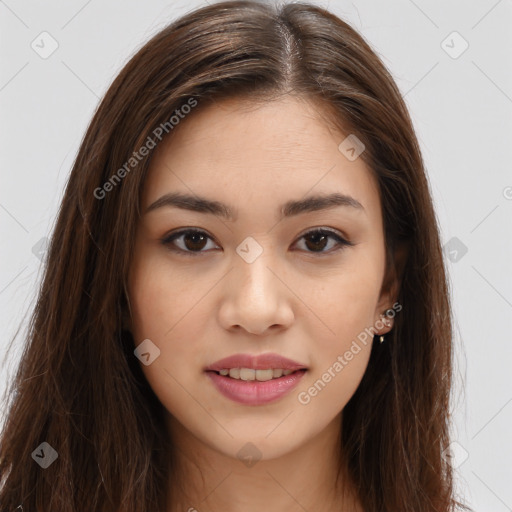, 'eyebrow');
144,191,364,221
